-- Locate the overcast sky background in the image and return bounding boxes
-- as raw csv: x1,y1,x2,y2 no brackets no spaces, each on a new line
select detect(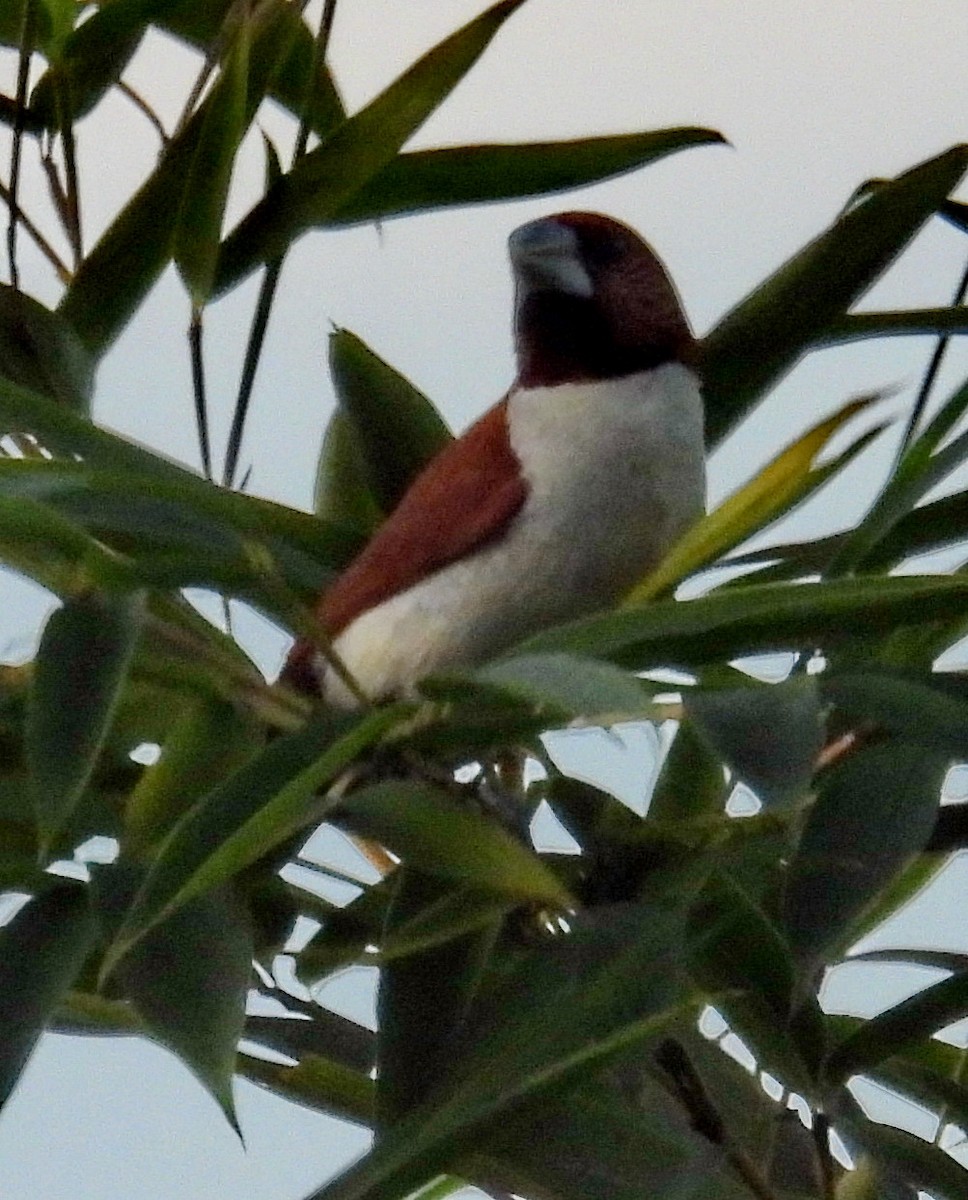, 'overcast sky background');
3,2,968,1197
